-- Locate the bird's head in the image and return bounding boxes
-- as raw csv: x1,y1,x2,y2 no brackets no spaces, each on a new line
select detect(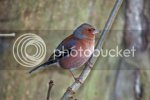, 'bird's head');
73,23,98,40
